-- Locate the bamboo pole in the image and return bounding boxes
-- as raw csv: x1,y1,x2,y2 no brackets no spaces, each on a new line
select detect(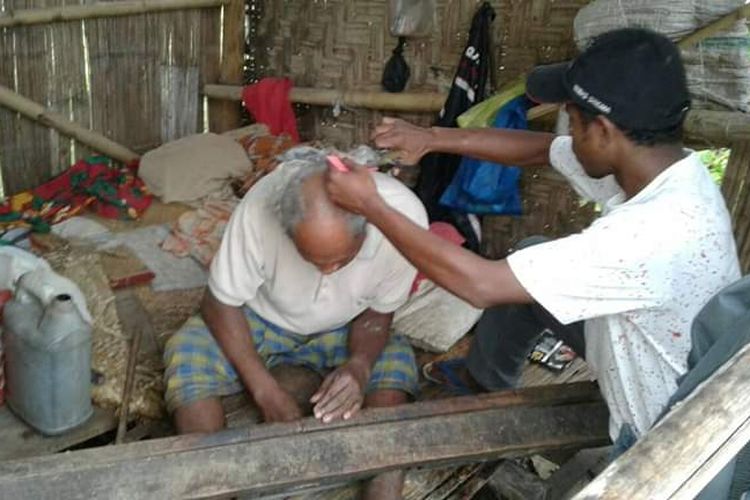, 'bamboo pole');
0,0,227,28
0,84,139,164
678,4,750,49
205,84,452,113
684,110,750,148
208,0,244,132
203,84,750,146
